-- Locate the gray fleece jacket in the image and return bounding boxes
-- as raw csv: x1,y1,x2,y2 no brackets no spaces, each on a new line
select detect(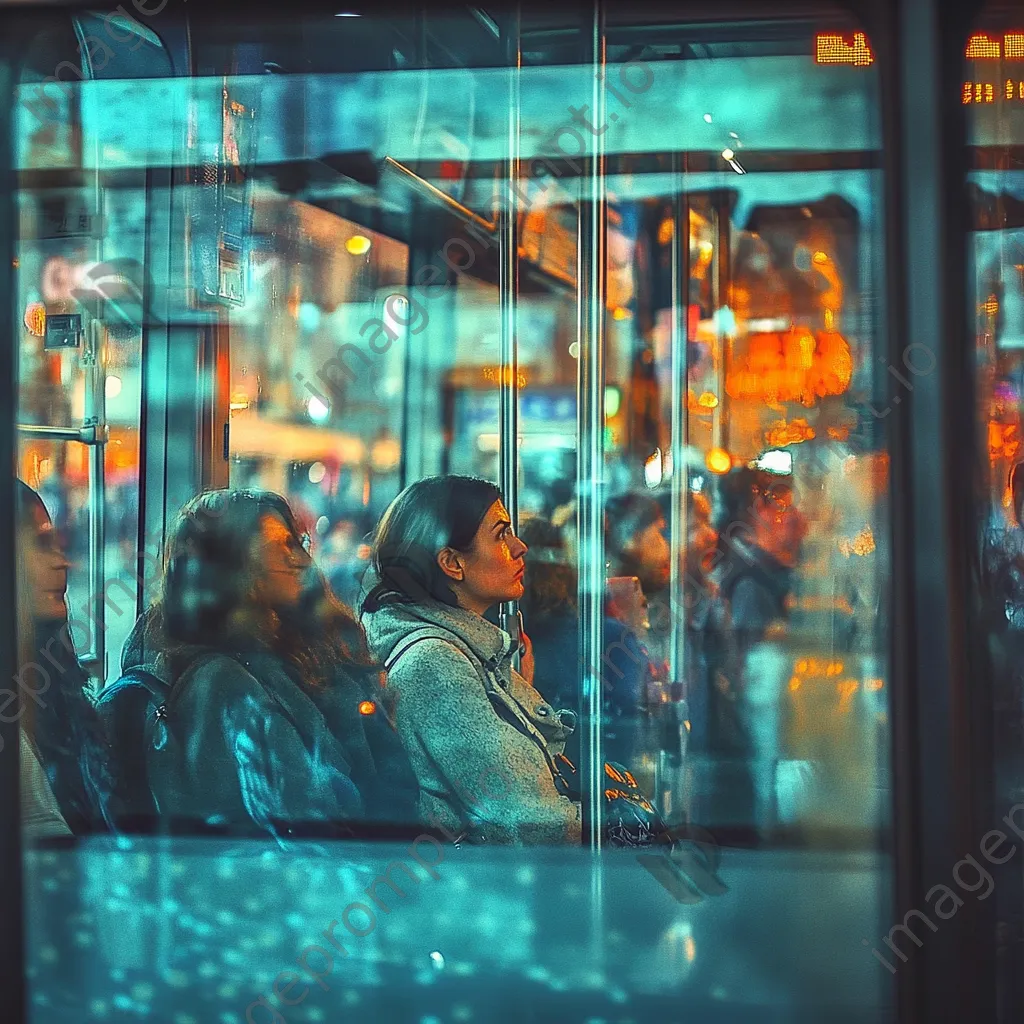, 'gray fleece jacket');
362,597,582,845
